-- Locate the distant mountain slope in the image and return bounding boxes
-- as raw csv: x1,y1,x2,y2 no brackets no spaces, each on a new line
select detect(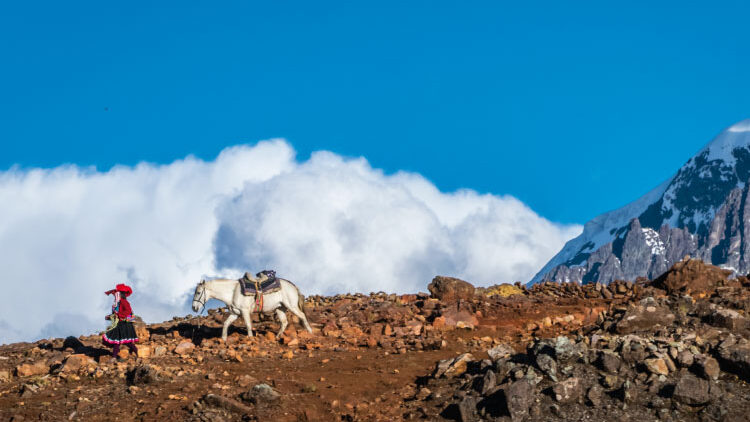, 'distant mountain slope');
532,119,750,285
